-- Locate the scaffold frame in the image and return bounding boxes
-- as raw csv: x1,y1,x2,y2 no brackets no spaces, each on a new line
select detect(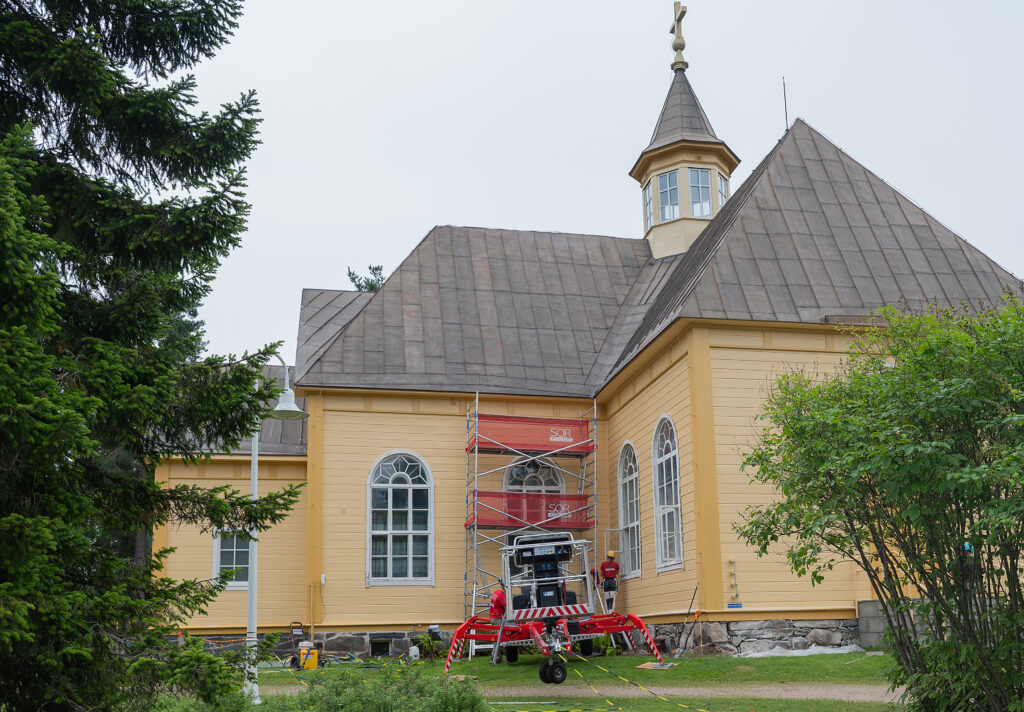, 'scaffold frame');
464,393,599,632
